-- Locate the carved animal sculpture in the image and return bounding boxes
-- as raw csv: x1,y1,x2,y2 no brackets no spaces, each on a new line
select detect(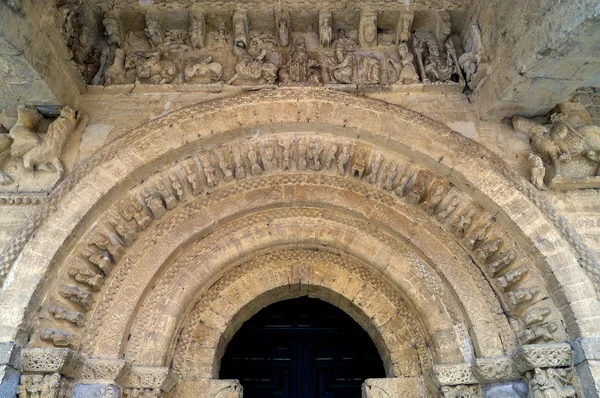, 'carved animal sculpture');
184,57,223,83
513,115,600,177
11,106,86,188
